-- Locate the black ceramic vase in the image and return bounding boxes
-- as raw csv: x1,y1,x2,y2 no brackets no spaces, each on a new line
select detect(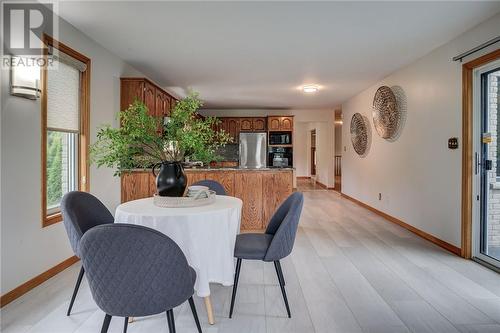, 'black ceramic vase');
152,161,187,197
